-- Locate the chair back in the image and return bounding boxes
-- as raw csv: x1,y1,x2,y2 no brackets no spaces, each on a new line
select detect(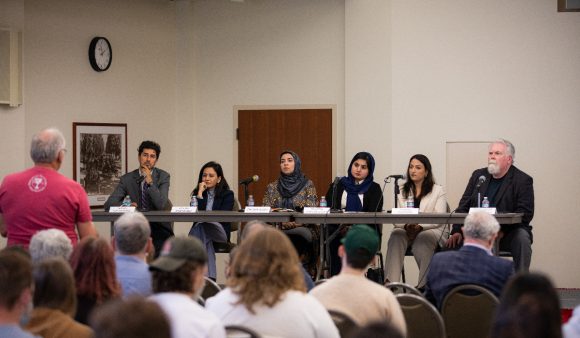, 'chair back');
201,276,222,300
328,309,359,338
385,282,423,296
396,294,445,338
441,284,499,338
225,325,263,338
